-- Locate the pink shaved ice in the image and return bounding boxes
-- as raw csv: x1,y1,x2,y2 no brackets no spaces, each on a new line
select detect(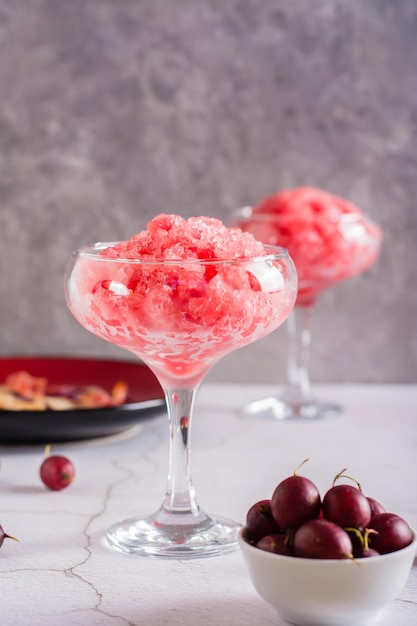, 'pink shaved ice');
103,214,266,261
68,214,297,387
237,187,382,305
